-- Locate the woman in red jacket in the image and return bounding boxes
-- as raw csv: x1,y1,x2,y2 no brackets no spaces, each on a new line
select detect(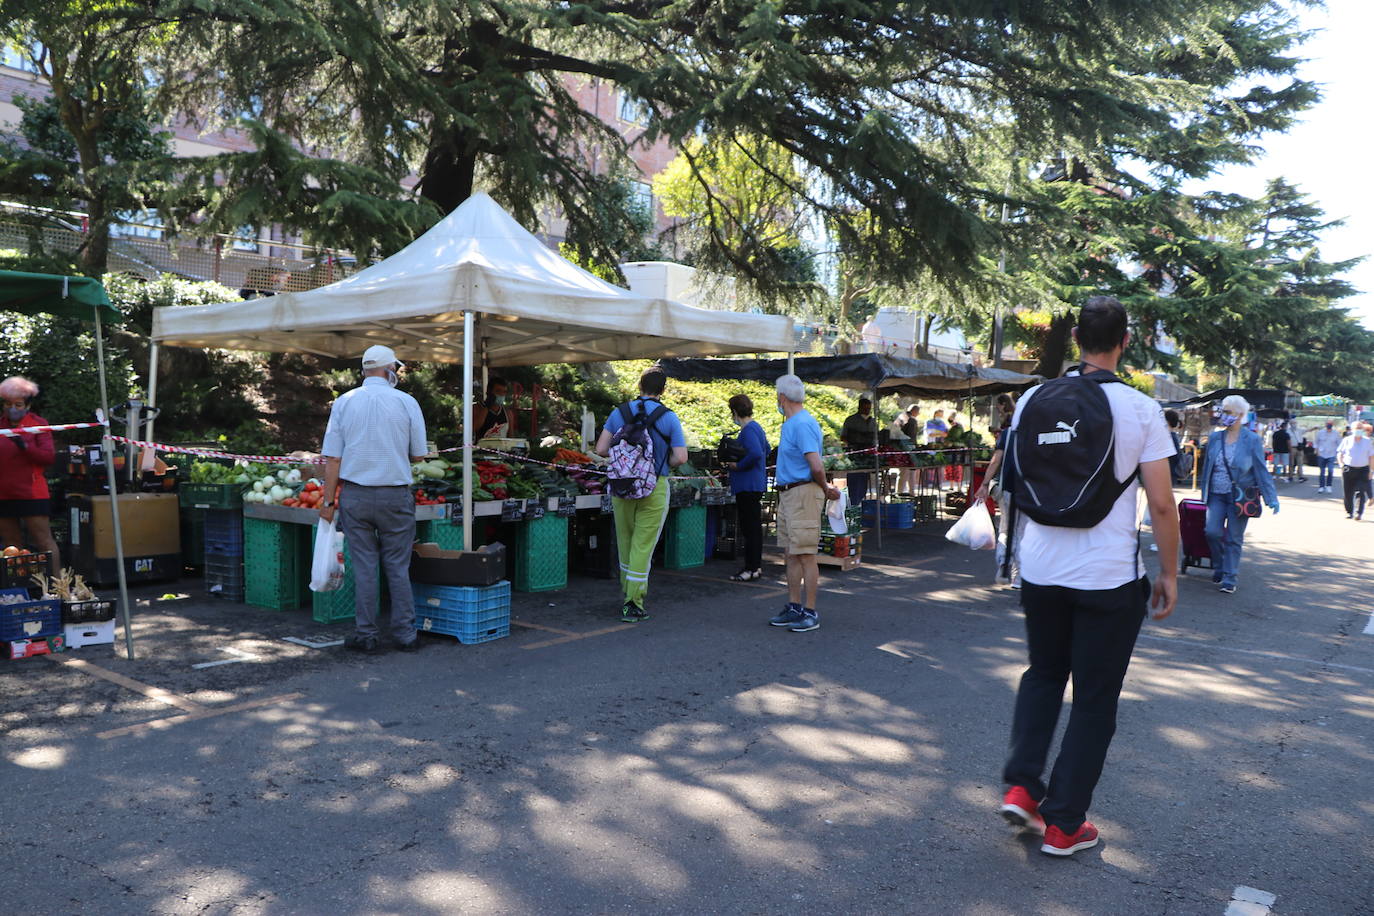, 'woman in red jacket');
0,377,59,574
